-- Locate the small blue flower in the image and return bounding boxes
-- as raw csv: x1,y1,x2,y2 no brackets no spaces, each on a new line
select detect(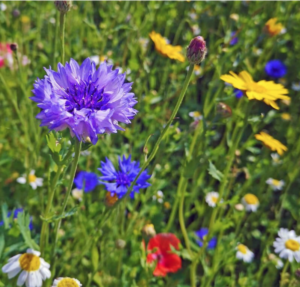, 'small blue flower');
234,89,243,99
265,60,287,78
229,32,238,46
0,208,33,230
74,171,98,192
30,58,138,145
98,155,151,199
195,228,217,249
